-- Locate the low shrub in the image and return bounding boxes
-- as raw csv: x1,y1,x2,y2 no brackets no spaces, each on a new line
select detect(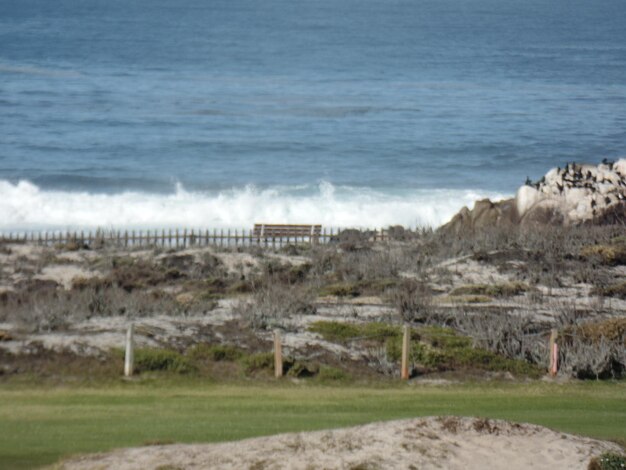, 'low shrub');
438,295,493,304
581,243,626,266
308,321,400,343
285,360,319,378
236,284,316,331
320,282,361,297
385,325,542,377
450,282,531,297
134,348,193,374
391,279,433,323
240,352,274,374
575,318,626,344
588,452,626,470
591,282,626,300
187,344,244,362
